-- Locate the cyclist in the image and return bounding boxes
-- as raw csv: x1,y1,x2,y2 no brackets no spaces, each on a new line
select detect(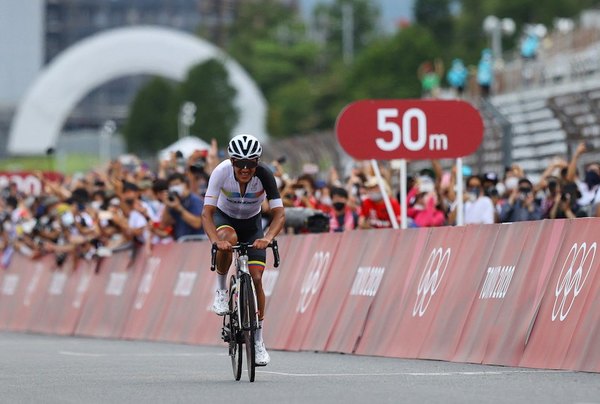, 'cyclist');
201,134,285,366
